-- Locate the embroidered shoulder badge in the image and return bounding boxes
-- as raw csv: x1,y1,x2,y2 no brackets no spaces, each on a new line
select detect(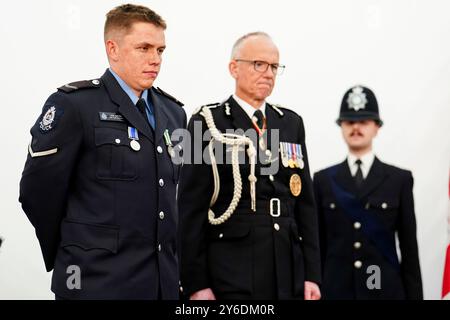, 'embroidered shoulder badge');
39,105,64,133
